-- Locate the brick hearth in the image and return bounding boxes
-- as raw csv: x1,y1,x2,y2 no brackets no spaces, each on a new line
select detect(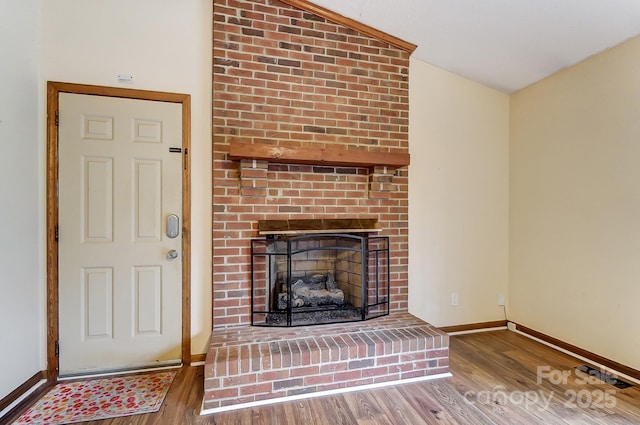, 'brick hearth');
203,312,450,412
